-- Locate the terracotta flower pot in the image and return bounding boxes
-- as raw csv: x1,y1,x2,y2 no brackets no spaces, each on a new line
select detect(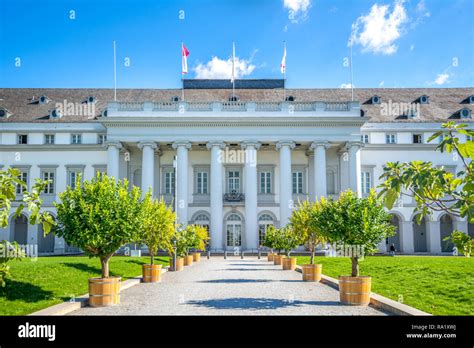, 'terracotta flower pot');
88,277,121,307
302,264,322,282
184,255,194,266
267,253,275,262
142,264,162,283
273,254,282,265
192,252,201,262
282,256,297,270
338,276,371,306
